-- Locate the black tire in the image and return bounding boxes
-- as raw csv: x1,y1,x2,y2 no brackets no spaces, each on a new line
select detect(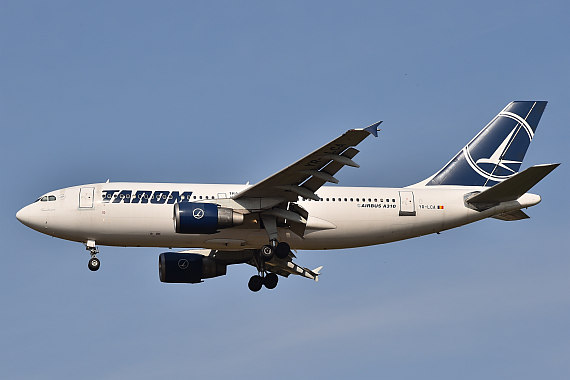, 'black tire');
88,257,100,272
248,275,263,292
260,245,274,261
275,242,290,259
264,272,279,289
